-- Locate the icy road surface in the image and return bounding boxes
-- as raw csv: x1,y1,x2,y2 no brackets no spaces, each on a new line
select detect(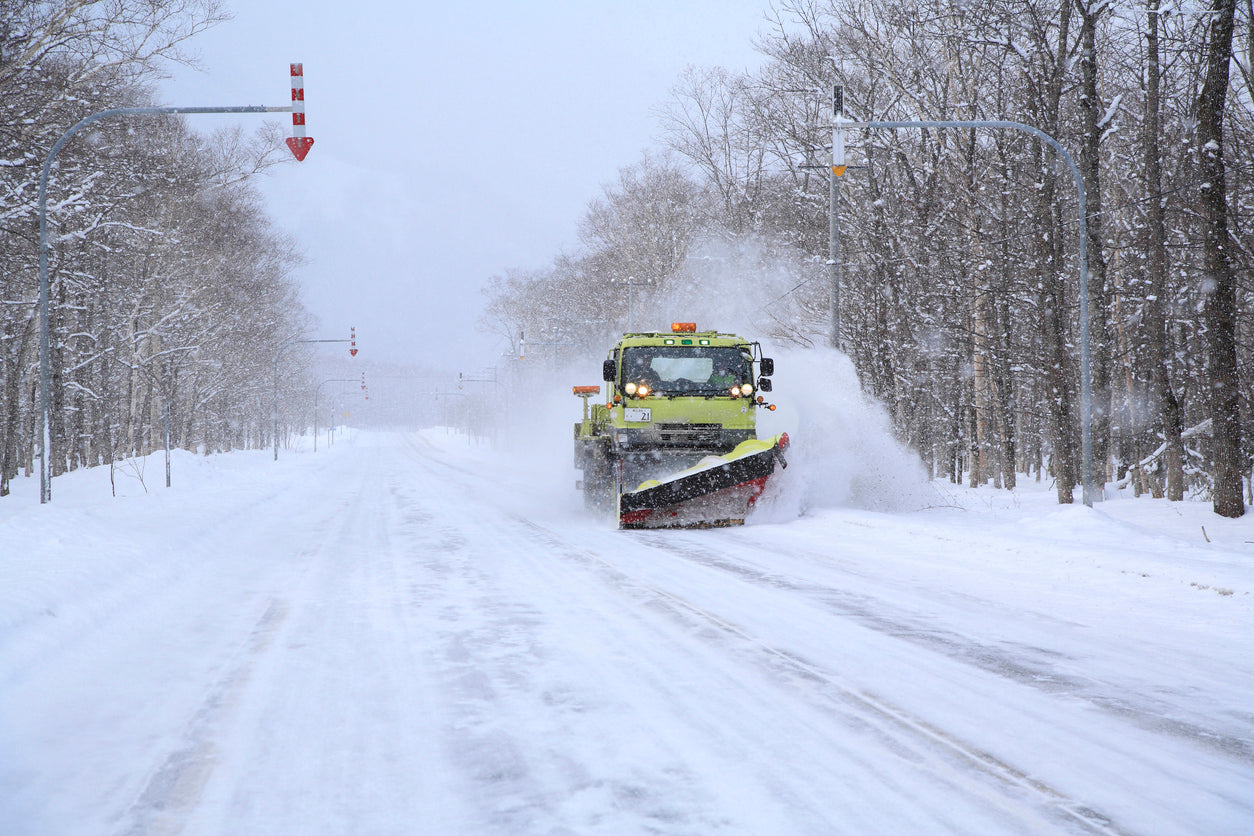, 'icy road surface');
2,429,1252,835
